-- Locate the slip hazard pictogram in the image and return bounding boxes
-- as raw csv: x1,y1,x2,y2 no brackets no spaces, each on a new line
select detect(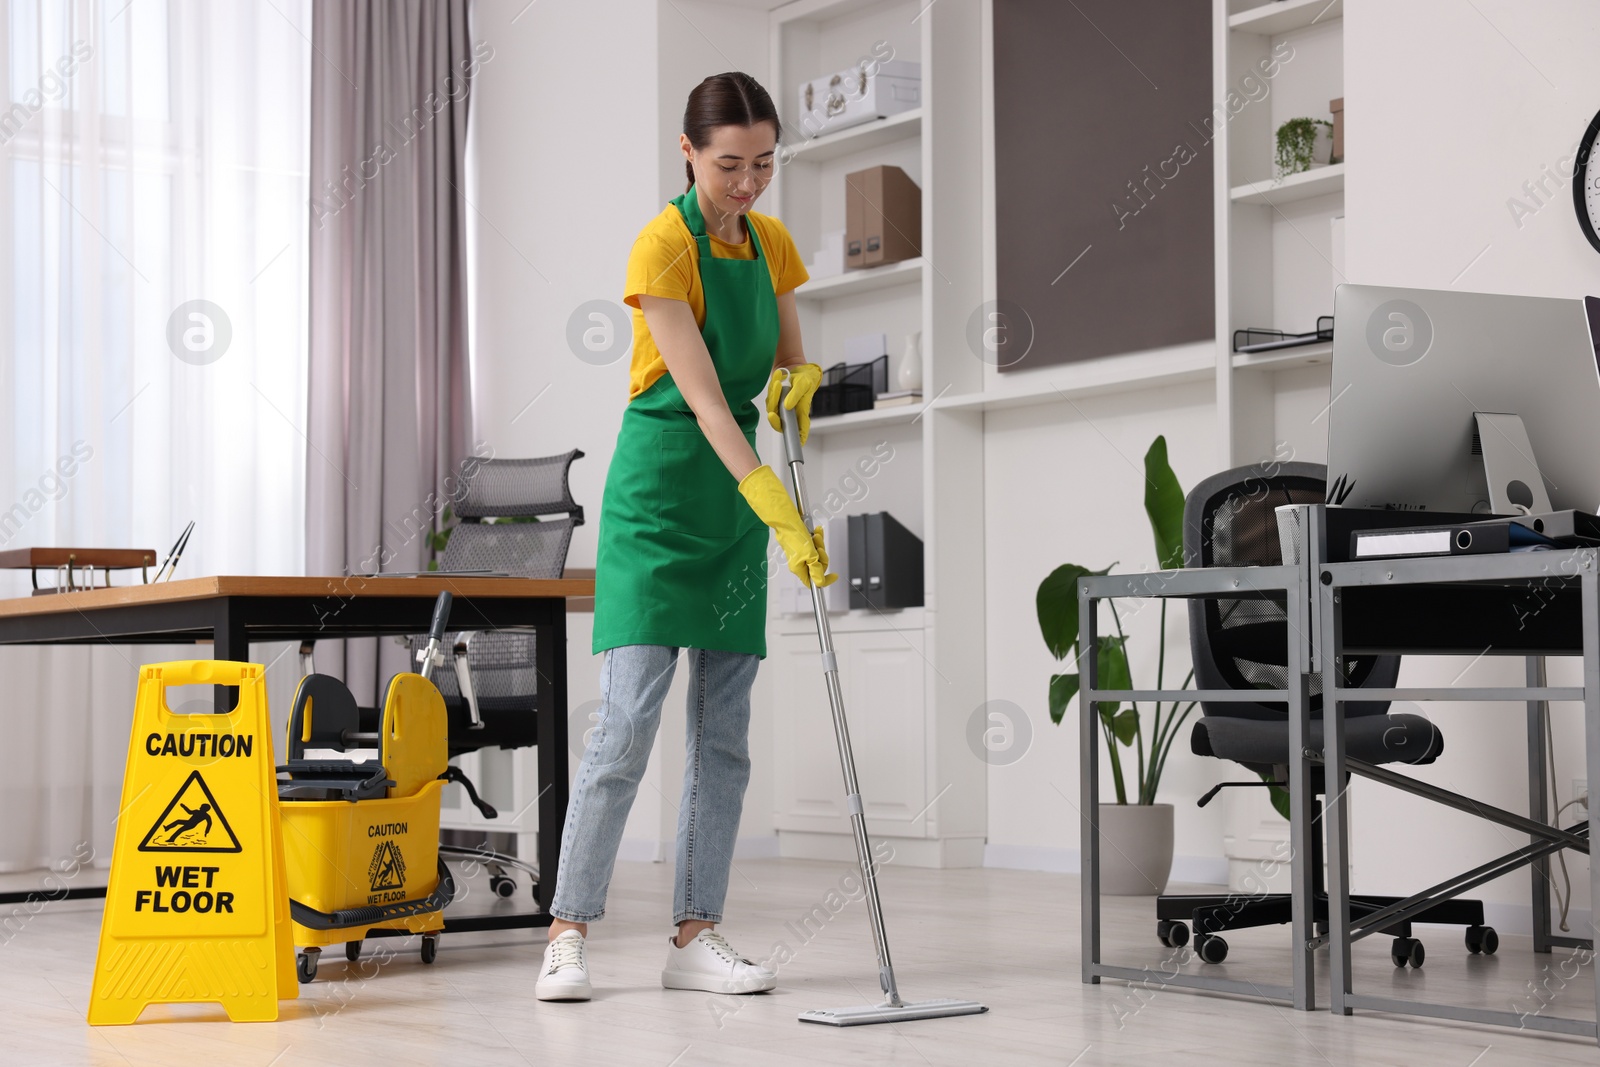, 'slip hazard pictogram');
368,839,407,892
137,769,242,853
